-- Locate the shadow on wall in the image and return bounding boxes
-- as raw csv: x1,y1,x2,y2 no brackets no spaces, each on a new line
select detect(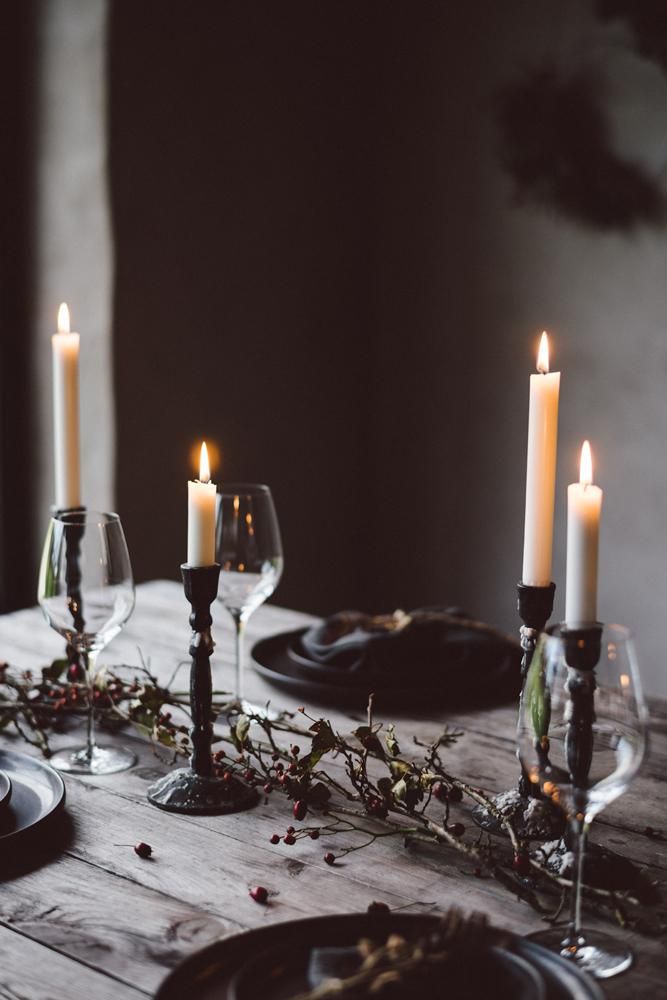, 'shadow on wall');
497,65,665,230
